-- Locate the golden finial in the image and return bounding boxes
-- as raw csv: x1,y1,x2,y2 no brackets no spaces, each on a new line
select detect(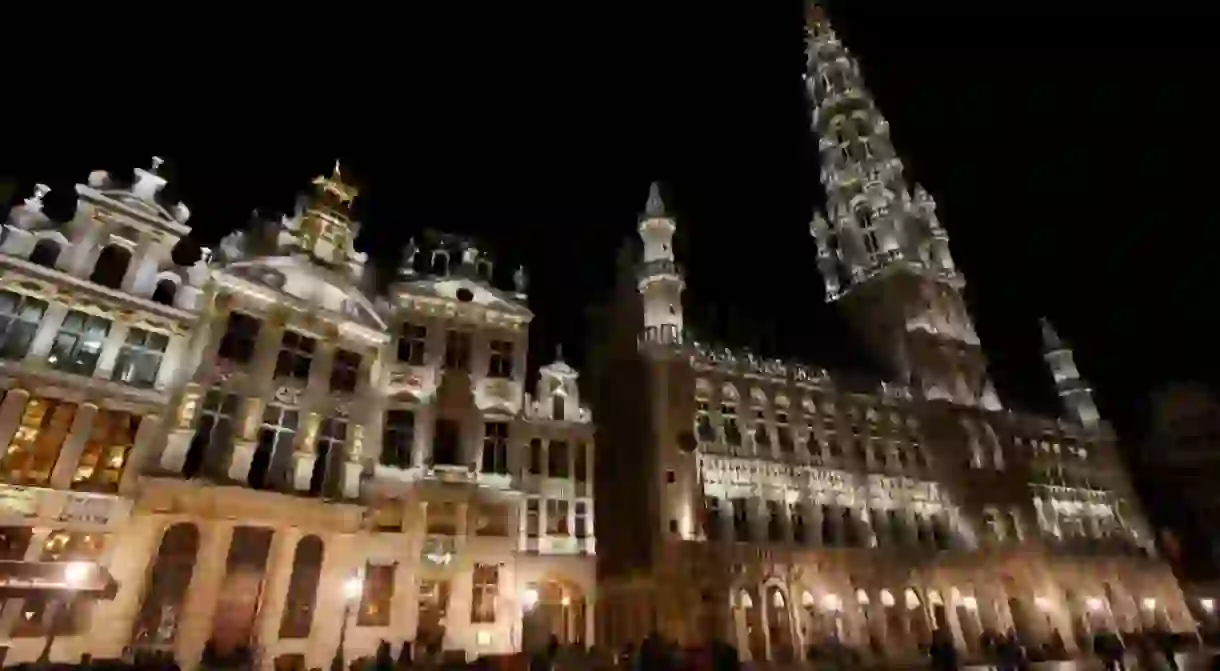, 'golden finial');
311,160,360,208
